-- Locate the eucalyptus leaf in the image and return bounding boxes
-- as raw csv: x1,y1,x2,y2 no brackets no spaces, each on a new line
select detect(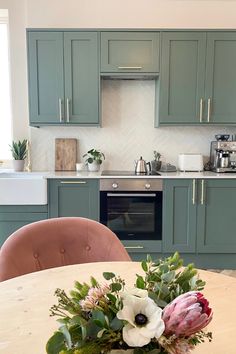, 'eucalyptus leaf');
136,275,145,289
111,282,122,292
46,331,67,354
103,272,116,280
